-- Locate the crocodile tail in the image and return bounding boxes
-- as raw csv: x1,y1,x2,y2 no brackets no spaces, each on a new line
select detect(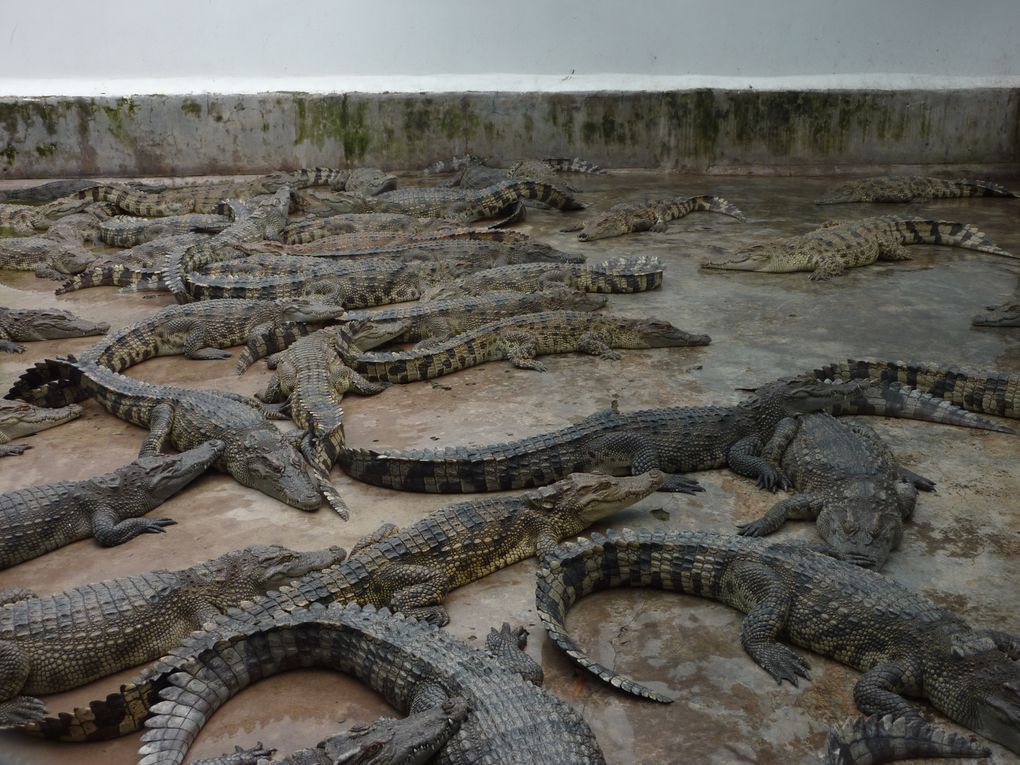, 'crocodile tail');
536,530,675,703
590,256,664,293
814,359,1019,420
888,216,1016,258
501,179,587,211
4,355,91,406
686,195,747,222
55,264,148,295
823,714,990,765
541,157,609,175
935,178,1020,199
24,679,160,741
